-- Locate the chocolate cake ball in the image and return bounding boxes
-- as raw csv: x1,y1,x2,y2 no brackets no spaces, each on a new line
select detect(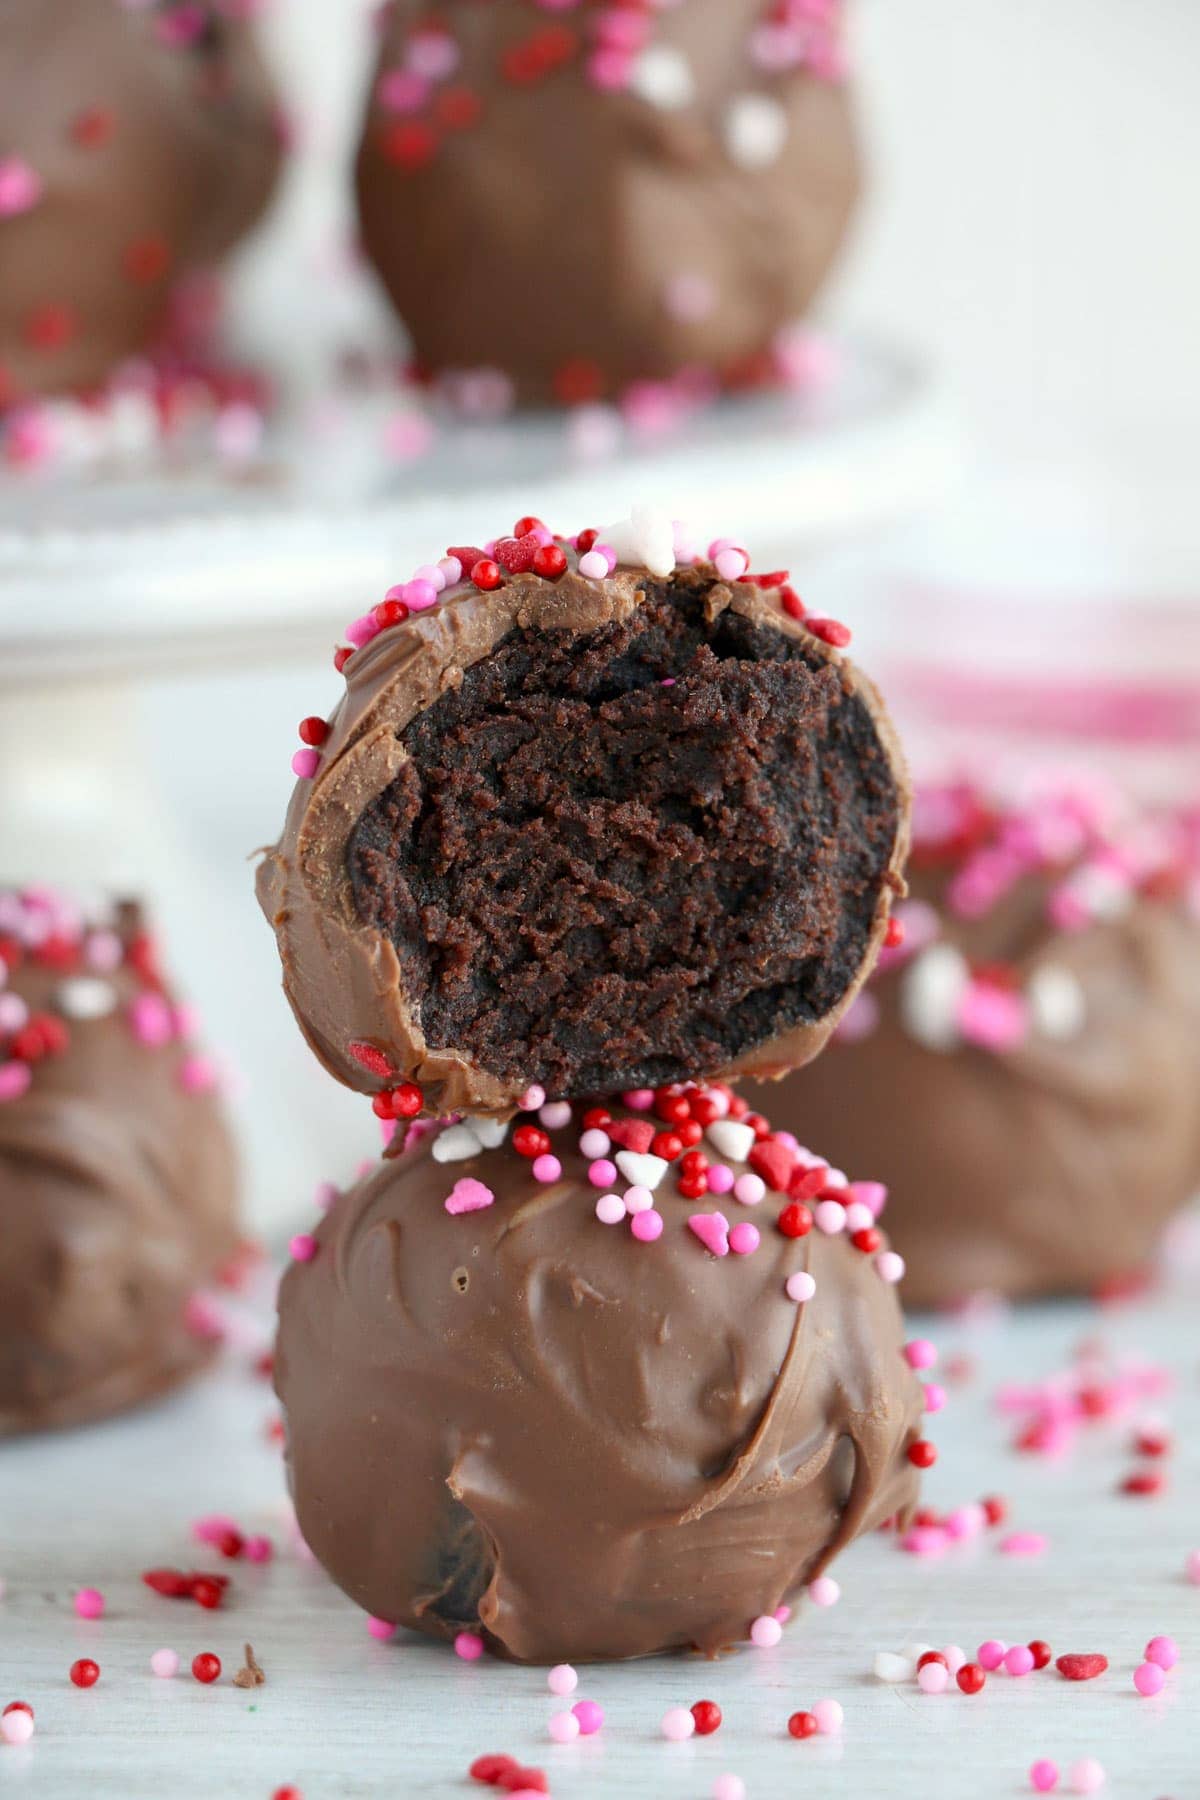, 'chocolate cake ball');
0,887,240,1434
769,780,1200,1308
257,511,909,1119
276,1081,927,1663
355,0,859,406
0,0,281,406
